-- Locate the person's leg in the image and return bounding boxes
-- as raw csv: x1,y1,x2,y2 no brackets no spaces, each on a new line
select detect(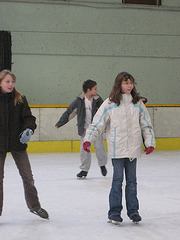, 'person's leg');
11,150,41,211
79,135,91,172
94,134,107,167
124,158,140,219
94,134,108,176
0,152,7,216
108,158,124,220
